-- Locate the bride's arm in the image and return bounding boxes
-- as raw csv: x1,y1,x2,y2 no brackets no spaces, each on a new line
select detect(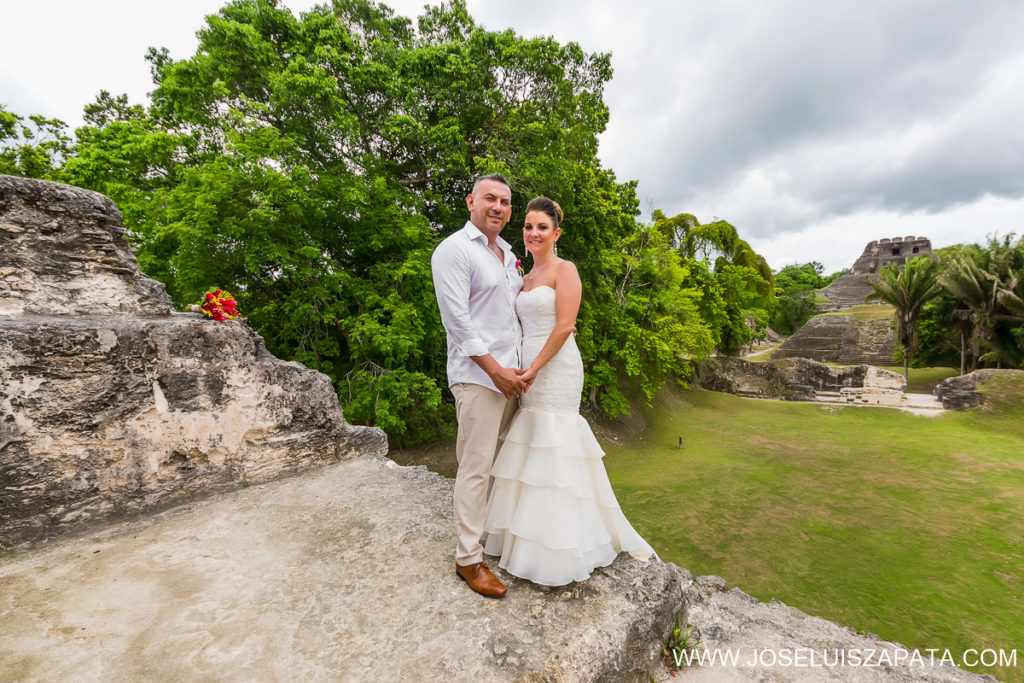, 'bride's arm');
519,261,582,388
